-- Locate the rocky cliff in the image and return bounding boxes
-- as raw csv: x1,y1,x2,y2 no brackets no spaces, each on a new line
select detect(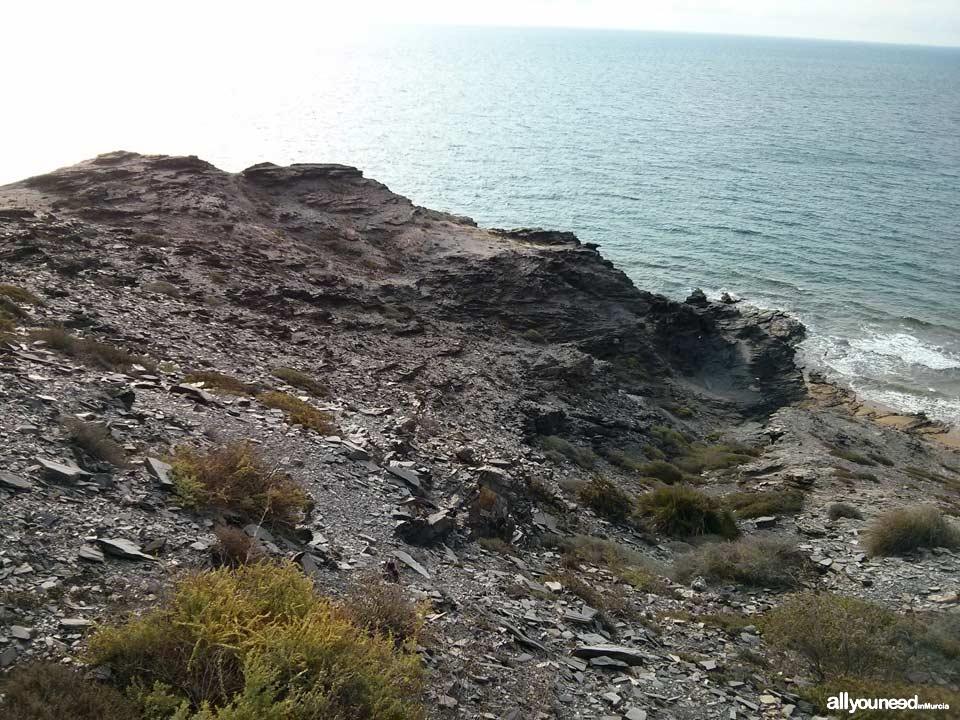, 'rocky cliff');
0,153,958,719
